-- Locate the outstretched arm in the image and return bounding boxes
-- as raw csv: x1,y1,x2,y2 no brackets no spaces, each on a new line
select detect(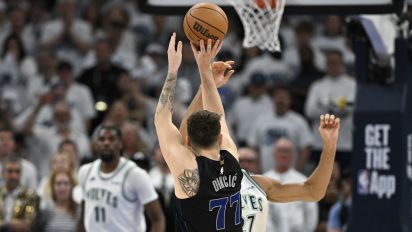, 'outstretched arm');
154,33,190,170
190,40,238,158
252,114,340,202
179,61,235,139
